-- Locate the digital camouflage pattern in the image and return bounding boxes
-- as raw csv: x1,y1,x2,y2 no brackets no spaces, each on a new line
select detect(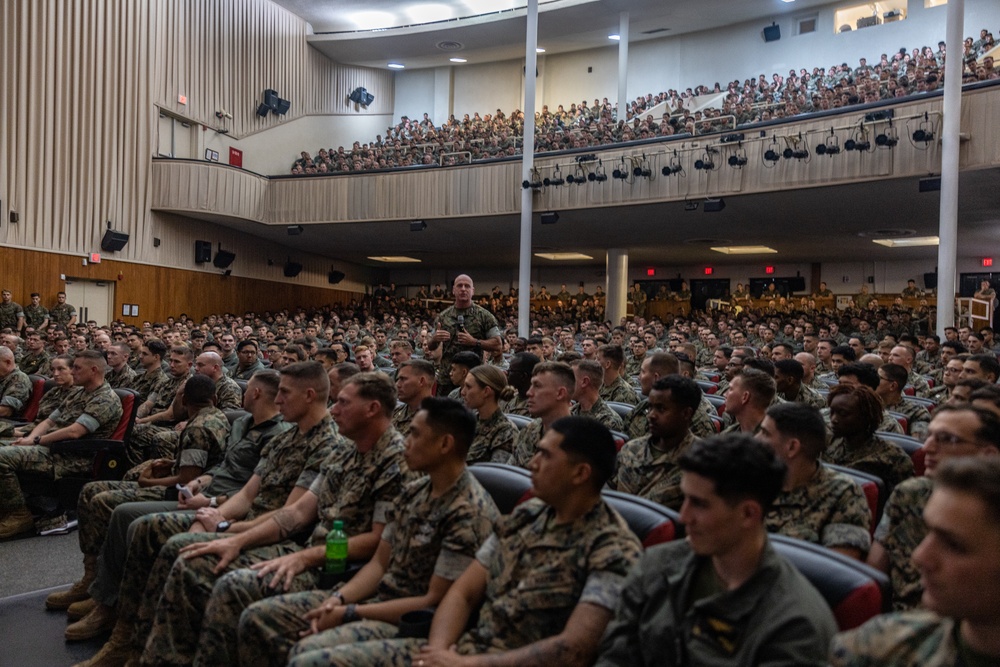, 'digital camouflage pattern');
509,418,544,469
0,368,32,418
874,476,933,611
467,409,517,464
571,398,624,432
607,431,699,510
830,610,959,667
824,434,914,493
600,375,639,406
432,303,501,384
